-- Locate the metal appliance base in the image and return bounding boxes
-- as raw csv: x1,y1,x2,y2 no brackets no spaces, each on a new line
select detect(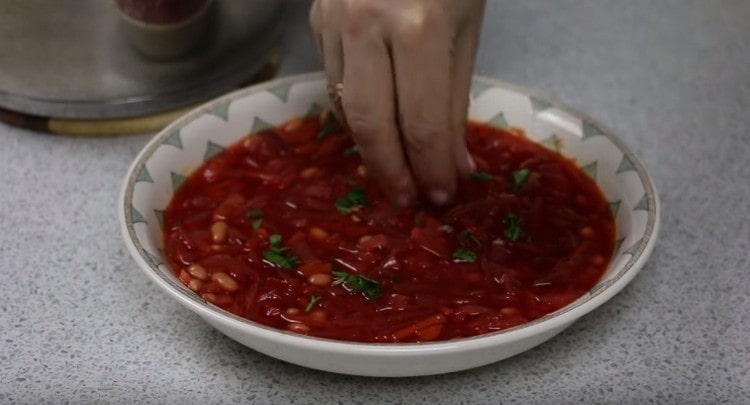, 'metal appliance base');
0,0,282,119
